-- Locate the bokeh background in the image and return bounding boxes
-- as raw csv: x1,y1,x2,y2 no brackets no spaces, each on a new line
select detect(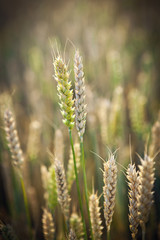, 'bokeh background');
0,0,160,239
